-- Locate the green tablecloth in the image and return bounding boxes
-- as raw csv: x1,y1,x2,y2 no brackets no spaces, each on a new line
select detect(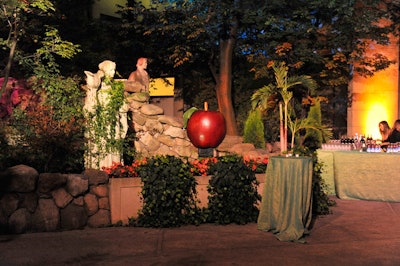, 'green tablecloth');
317,150,336,195
257,156,313,243
318,150,400,202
